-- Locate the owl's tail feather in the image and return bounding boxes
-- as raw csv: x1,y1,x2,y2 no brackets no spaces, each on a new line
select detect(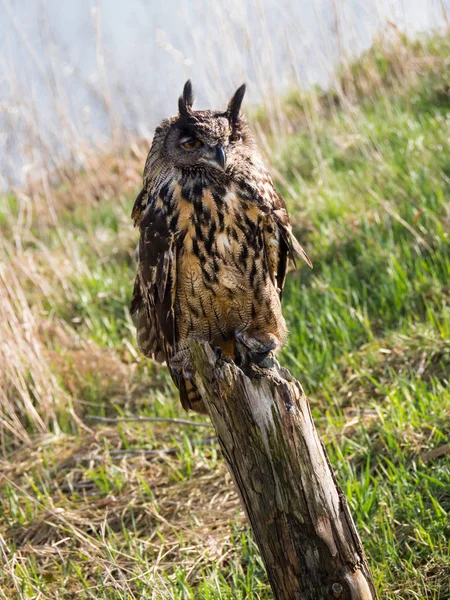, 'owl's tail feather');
179,378,207,414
